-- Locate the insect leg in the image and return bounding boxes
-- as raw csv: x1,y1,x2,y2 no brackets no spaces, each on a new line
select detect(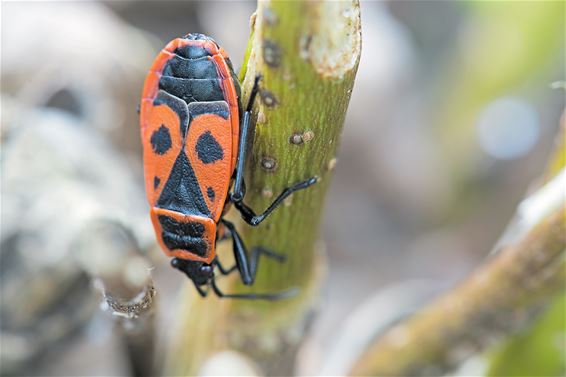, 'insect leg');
249,246,286,279
229,75,317,225
232,176,317,226
216,220,299,300
220,219,253,284
231,75,262,202
246,75,262,112
193,282,208,298
221,219,287,285
210,277,298,301
214,257,238,276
